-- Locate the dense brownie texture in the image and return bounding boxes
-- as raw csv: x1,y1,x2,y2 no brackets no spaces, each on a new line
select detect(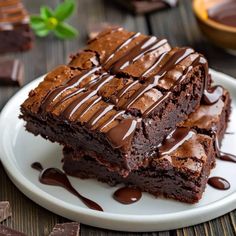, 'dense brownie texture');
63,133,214,204
113,0,178,14
0,0,33,54
63,91,231,203
20,28,208,176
